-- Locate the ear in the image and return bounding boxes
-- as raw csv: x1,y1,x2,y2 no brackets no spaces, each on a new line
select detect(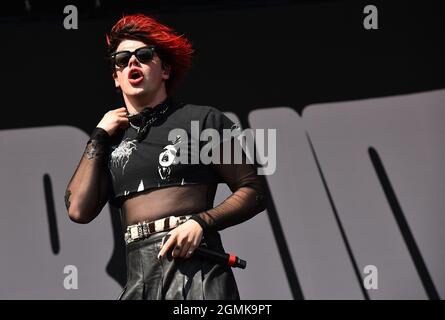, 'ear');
113,72,120,88
161,62,171,80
